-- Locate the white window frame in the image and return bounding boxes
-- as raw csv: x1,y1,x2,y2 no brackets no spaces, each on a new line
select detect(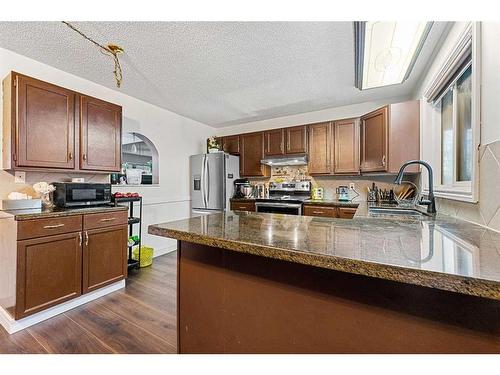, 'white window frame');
422,22,481,203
